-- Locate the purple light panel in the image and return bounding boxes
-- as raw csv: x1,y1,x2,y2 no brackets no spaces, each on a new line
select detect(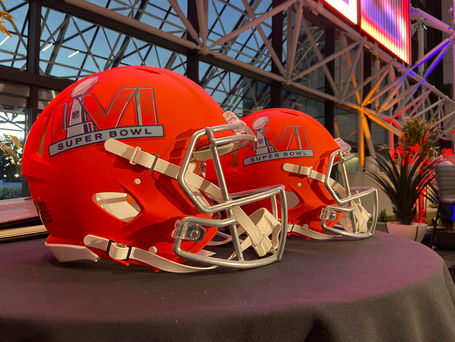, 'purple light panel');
360,0,411,64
